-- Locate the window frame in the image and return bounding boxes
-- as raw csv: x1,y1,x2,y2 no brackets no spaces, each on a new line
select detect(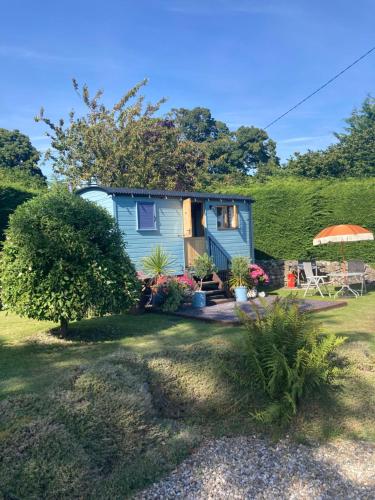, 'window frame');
136,201,157,231
216,205,238,231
